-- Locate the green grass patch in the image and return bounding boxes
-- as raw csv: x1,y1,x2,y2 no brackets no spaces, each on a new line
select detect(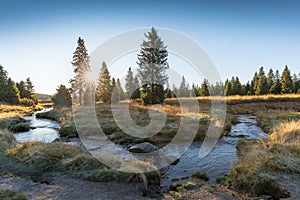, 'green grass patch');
0,190,28,200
